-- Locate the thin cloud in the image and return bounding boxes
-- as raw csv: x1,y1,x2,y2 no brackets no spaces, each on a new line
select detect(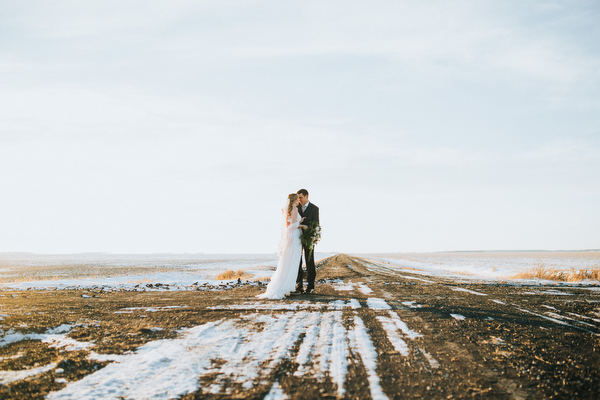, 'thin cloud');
0,1,598,253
